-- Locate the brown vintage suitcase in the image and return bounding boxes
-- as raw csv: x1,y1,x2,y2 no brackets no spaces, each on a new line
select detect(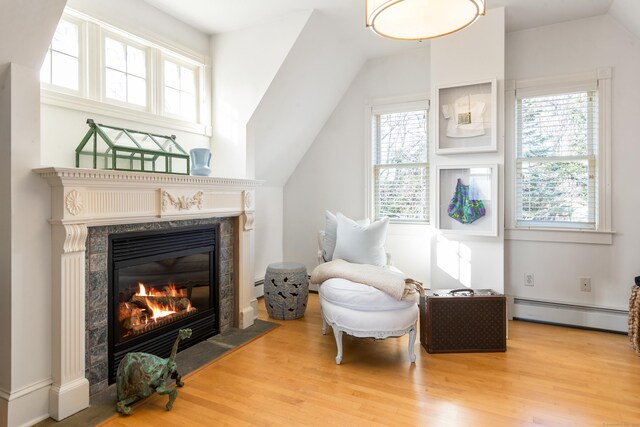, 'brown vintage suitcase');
419,288,506,353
